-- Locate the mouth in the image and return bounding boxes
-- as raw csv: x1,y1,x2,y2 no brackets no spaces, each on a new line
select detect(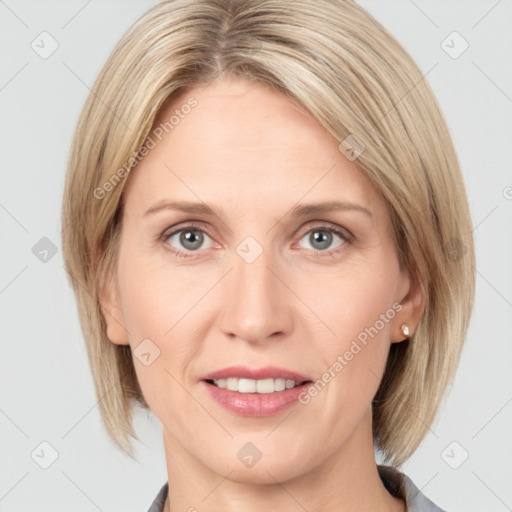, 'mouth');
201,375,314,417
200,365,314,415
